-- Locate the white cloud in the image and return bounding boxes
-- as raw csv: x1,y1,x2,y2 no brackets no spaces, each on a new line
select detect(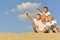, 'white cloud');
18,12,28,21
17,2,41,21
5,2,41,21
17,2,41,11
5,8,16,15
18,11,38,21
